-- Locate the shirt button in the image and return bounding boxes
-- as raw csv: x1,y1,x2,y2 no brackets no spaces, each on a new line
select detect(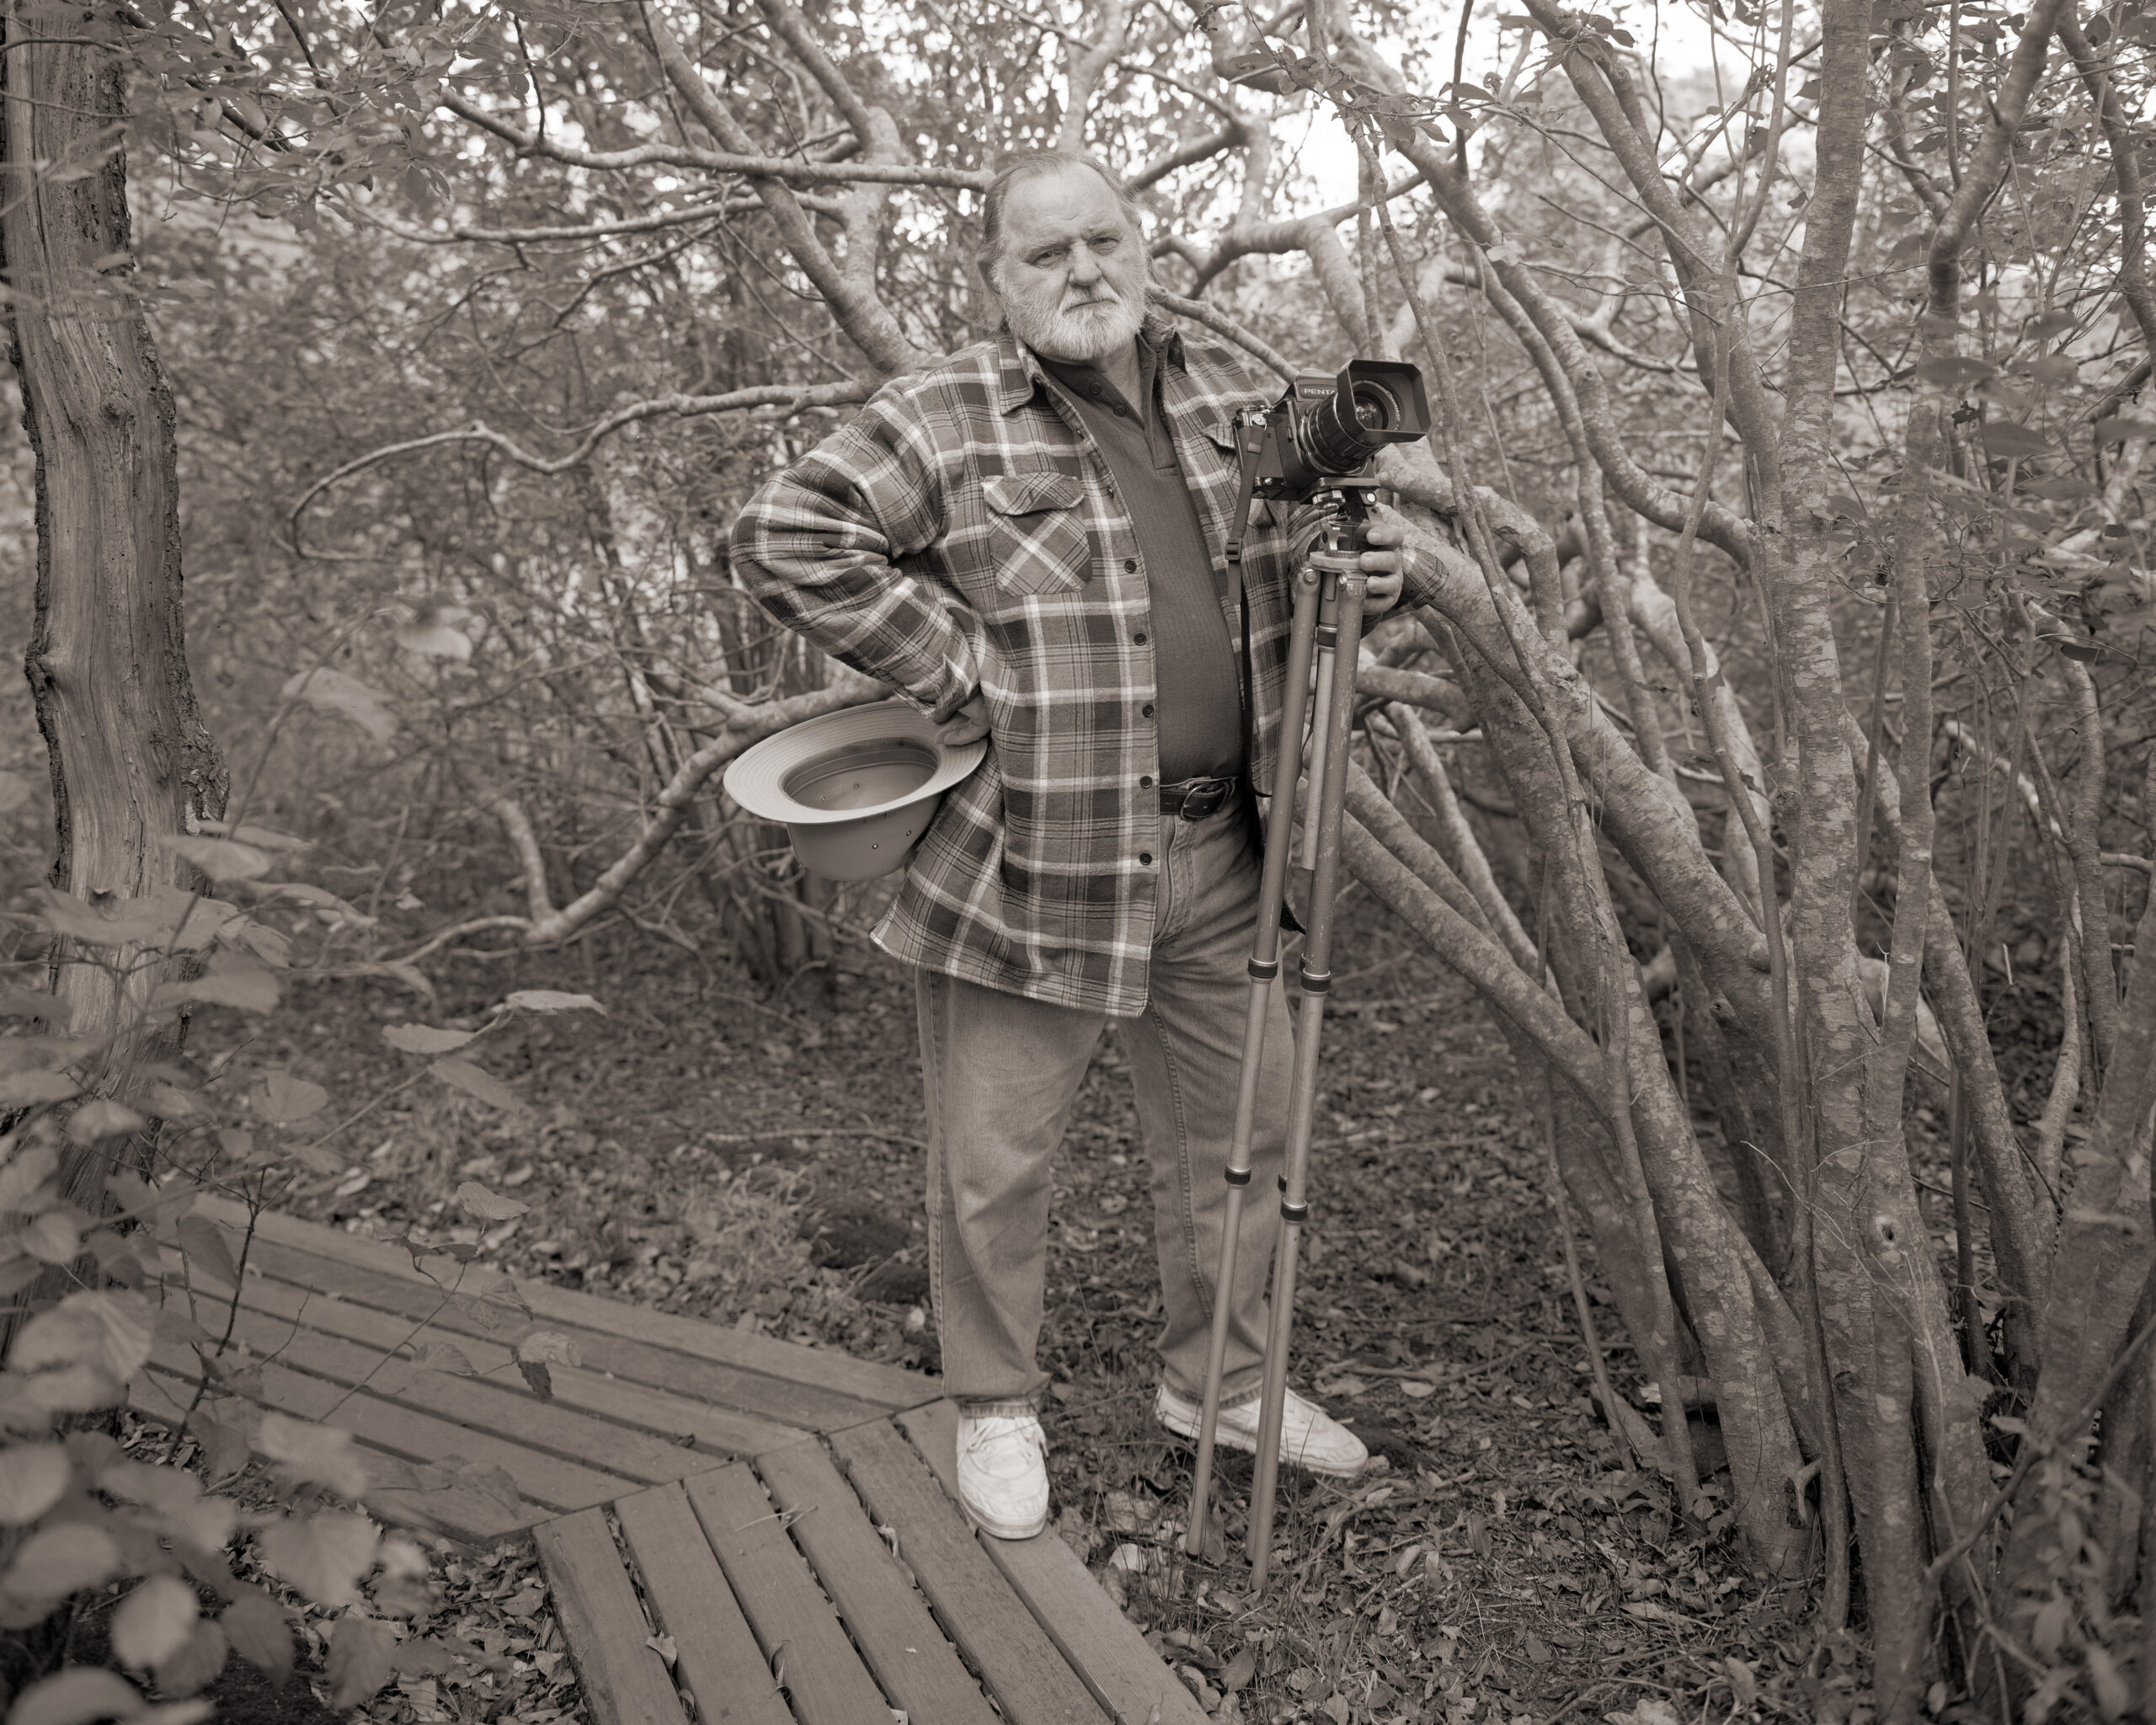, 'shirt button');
1140,775,1154,788
1139,852,1154,865
1142,702,1155,718
1133,632,1147,644
1123,558,1137,573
